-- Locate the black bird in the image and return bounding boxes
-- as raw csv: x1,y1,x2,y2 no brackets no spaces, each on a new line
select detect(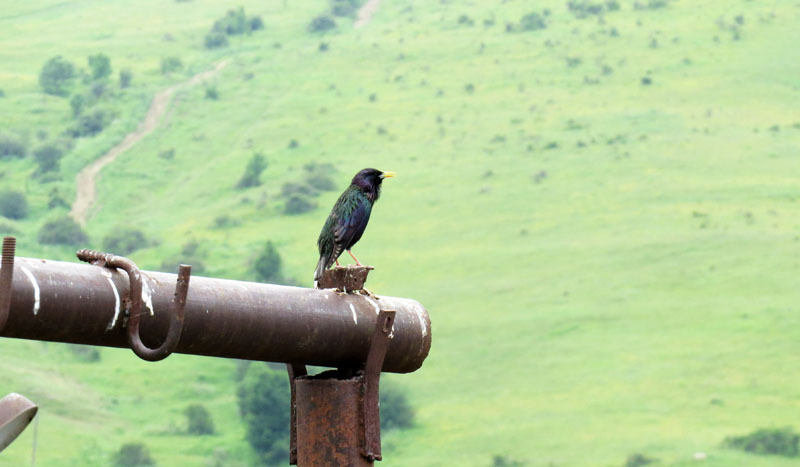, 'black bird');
314,168,395,283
